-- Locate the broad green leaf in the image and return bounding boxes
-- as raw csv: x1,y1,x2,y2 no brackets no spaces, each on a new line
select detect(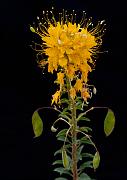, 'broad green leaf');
93,151,100,170
79,161,93,170
104,109,115,136
79,173,92,180
62,148,69,169
32,111,43,137
52,160,62,165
